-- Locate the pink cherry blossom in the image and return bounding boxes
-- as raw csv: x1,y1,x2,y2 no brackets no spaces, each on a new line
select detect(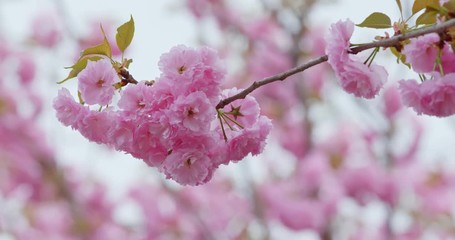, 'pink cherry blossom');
77,59,117,105
130,120,169,167
402,33,441,73
339,60,388,98
54,45,272,186
106,117,135,153
325,19,353,71
402,33,455,74
162,147,214,186
118,81,154,112
226,116,272,162
221,88,260,128
168,91,214,132
78,109,117,144
30,12,61,48
53,88,89,128
325,19,387,98
440,45,455,73
399,73,455,117
16,54,36,85
189,46,225,104
148,78,176,111
158,44,202,81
